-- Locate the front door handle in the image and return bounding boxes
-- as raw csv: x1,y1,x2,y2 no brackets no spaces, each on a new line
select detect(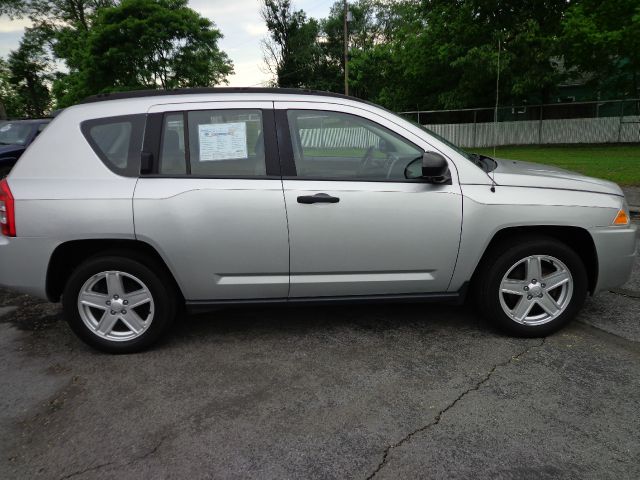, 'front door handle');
297,193,340,204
